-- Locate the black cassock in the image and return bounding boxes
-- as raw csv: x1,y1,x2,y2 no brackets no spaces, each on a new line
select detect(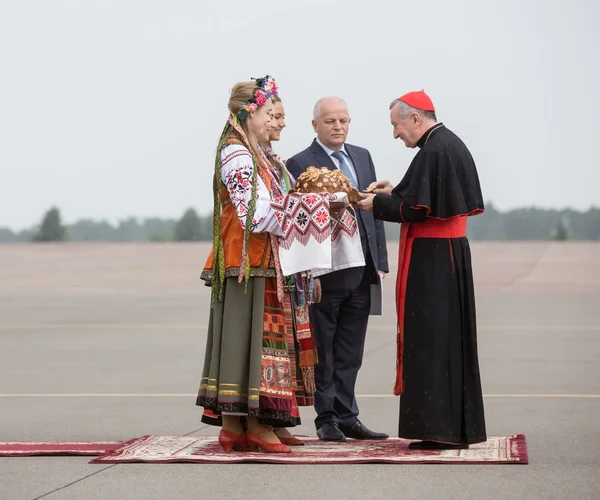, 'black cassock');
373,123,487,445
